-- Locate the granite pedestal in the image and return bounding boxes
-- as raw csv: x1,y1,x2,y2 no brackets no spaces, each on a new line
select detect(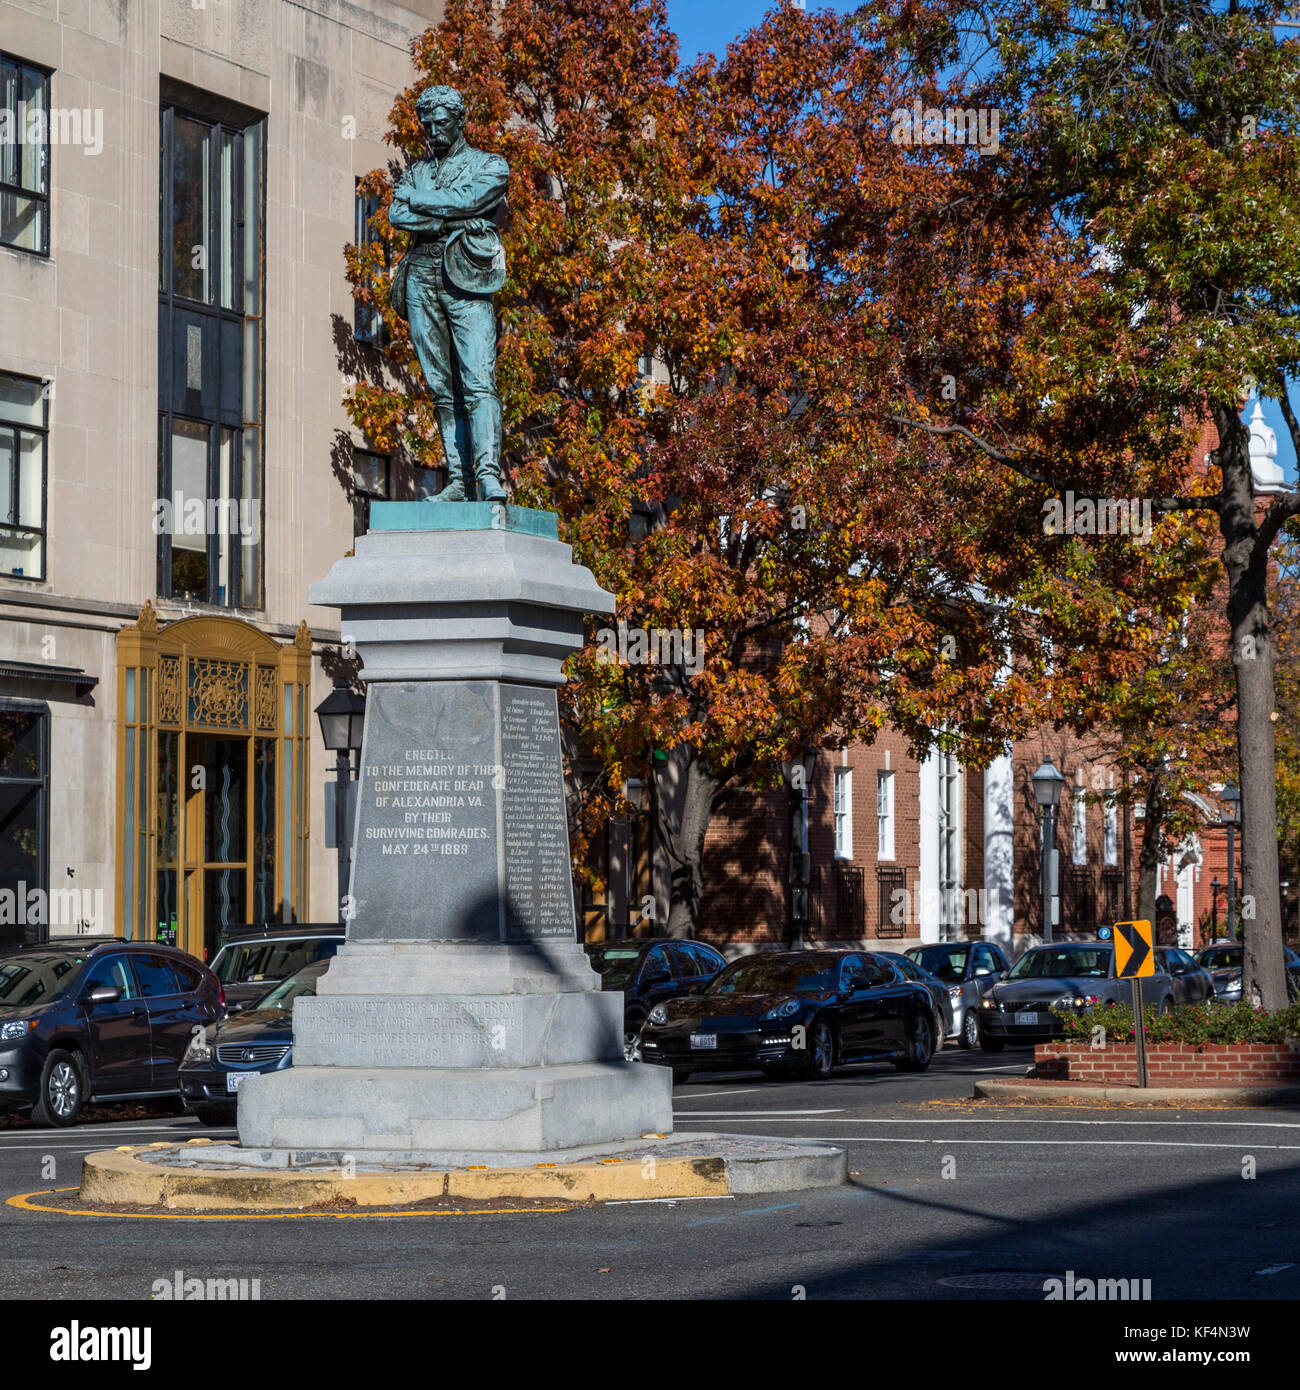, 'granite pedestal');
238,505,673,1154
